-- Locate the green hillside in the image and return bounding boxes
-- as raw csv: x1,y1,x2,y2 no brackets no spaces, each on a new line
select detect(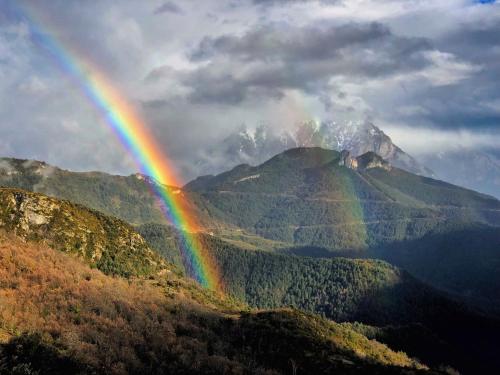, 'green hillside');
183,148,500,312
0,157,226,229
185,148,500,251
2,152,498,255
0,189,440,375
